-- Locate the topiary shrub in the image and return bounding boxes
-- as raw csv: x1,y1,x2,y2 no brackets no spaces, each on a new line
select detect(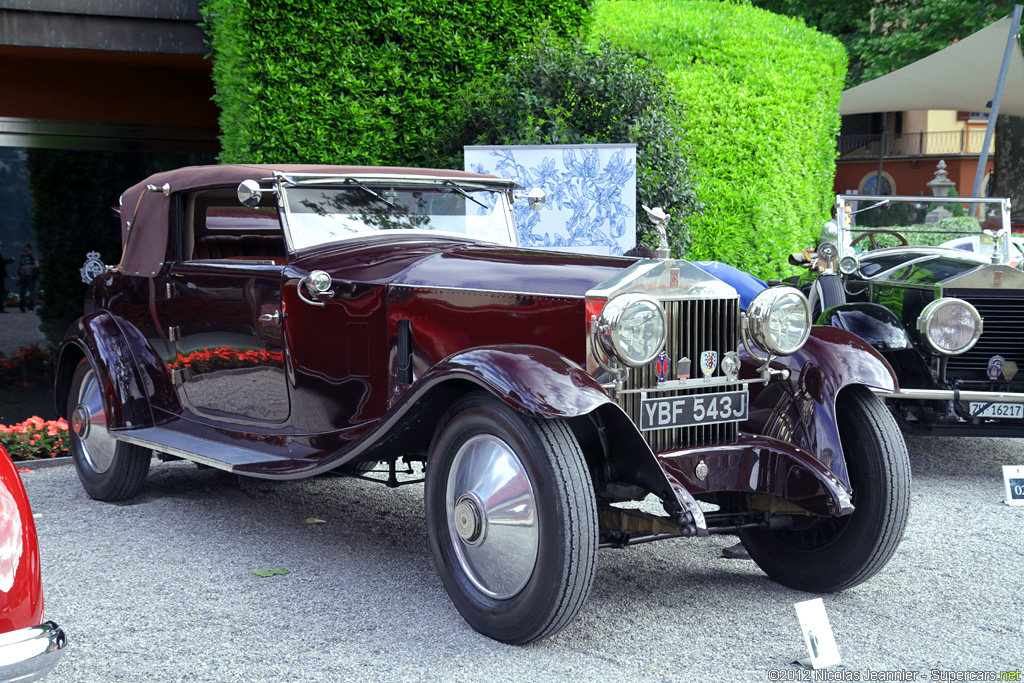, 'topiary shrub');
591,0,846,280
437,30,700,254
201,0,592,168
